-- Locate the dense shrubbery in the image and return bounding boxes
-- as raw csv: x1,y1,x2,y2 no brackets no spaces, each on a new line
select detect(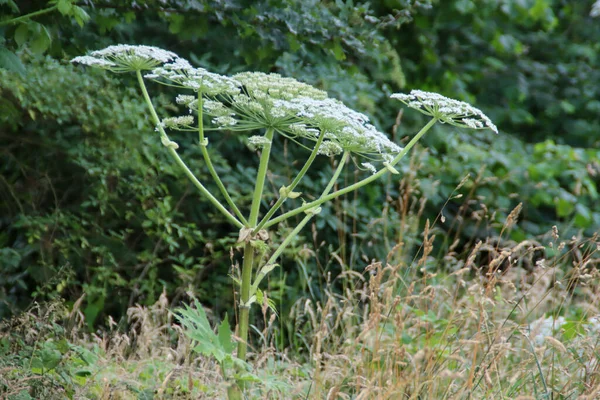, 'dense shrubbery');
0,0,598,329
